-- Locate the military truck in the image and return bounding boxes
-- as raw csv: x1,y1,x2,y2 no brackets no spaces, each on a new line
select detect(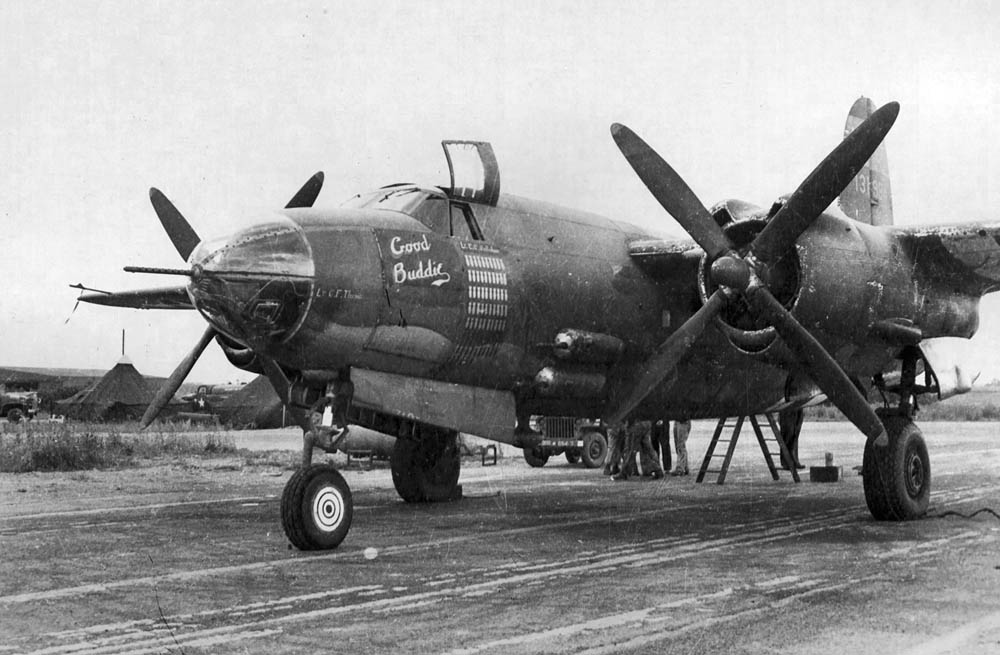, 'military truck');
1,385,39,423
522,416,608,468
